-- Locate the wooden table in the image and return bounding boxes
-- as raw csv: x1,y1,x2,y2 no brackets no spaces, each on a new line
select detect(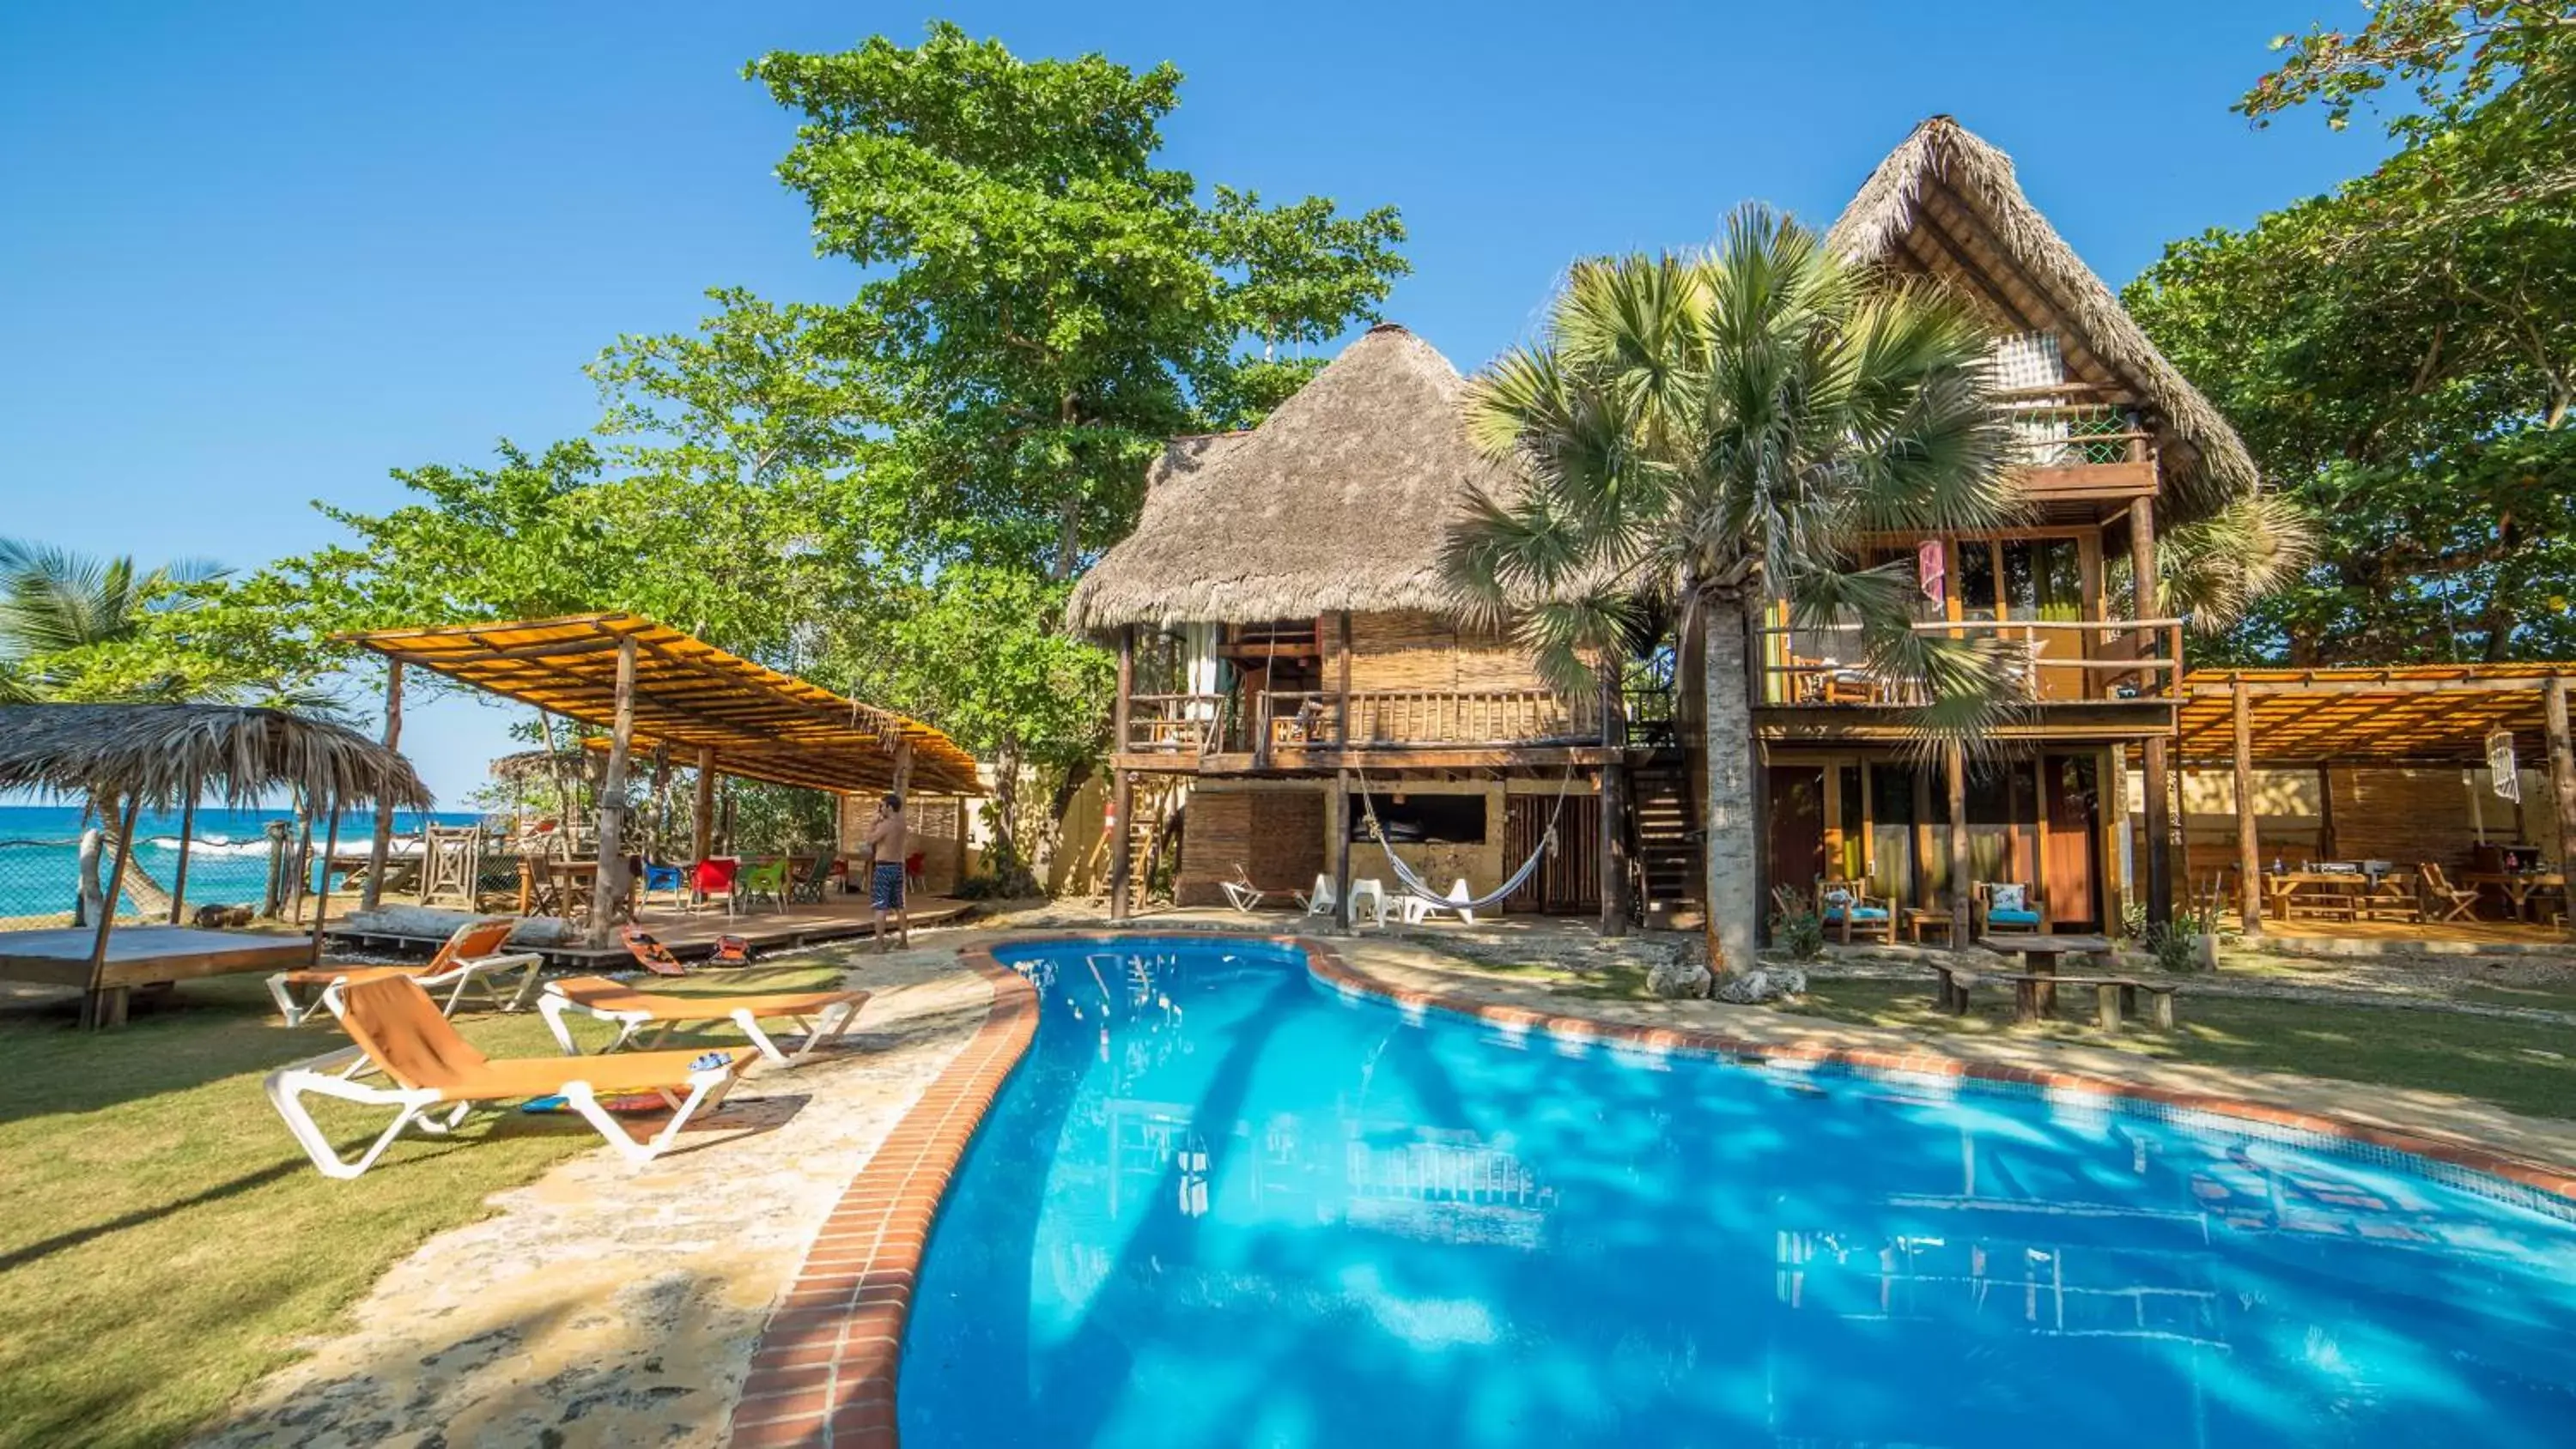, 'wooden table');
2263,871,2366,921
0,925,314,1028
1976,932,2112,1018
1902,906,1953,944
2464,870,2567,923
